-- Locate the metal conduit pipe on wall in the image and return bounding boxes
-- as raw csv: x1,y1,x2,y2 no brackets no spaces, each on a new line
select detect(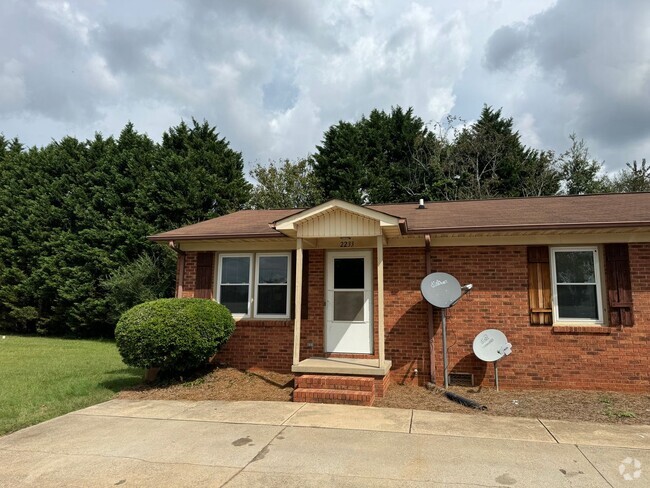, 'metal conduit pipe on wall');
424,234,436,384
